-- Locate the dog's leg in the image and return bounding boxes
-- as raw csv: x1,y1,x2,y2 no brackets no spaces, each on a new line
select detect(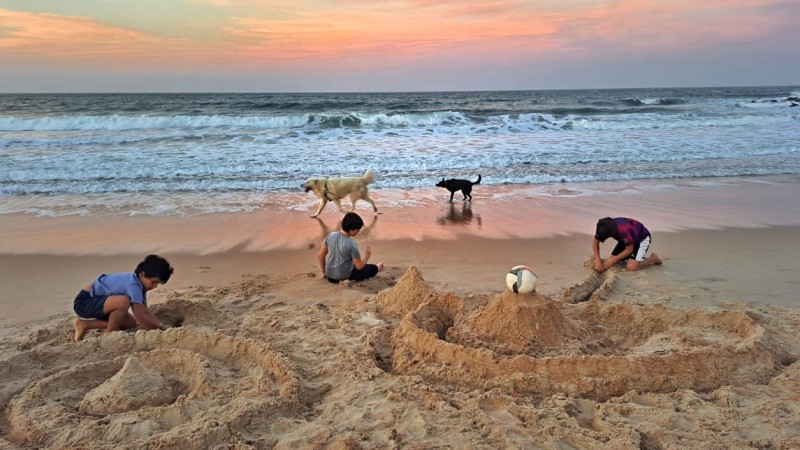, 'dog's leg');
334,199,346,213
449,191,455,202
311,199,328,218
361,192,378,212
347,192,359,212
